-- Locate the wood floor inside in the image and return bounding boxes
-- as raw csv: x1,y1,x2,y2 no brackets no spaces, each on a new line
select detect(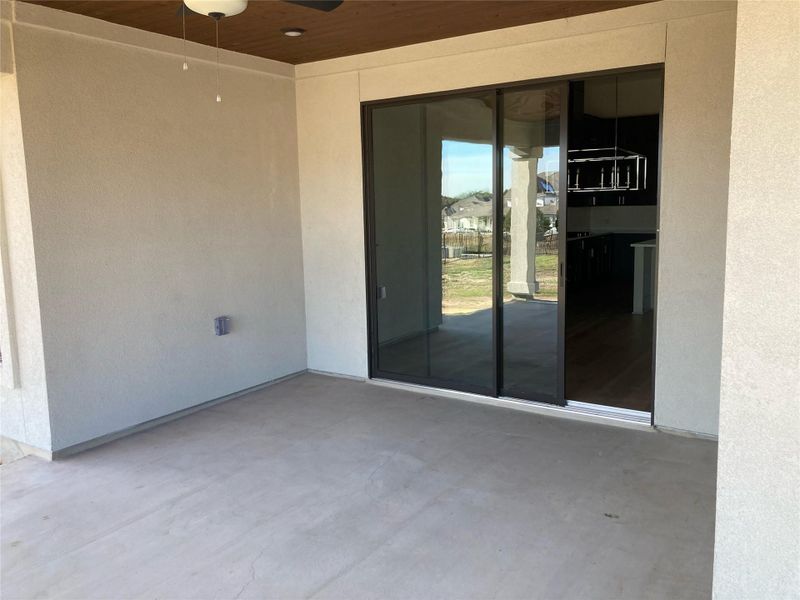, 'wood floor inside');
565,282,654,412
376,281,654,413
